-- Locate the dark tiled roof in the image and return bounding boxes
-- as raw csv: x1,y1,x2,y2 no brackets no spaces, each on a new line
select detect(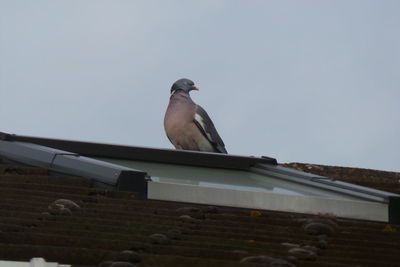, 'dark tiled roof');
283,163,400,195
1,157,400,267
